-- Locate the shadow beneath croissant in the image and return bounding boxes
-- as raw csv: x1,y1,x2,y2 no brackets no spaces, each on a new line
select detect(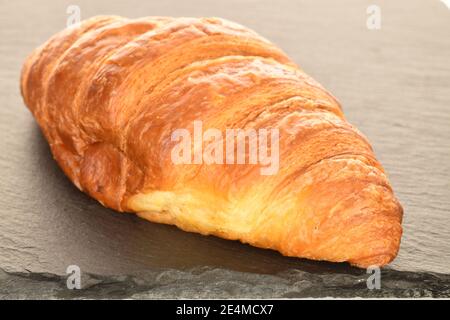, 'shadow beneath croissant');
29,123,364,277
